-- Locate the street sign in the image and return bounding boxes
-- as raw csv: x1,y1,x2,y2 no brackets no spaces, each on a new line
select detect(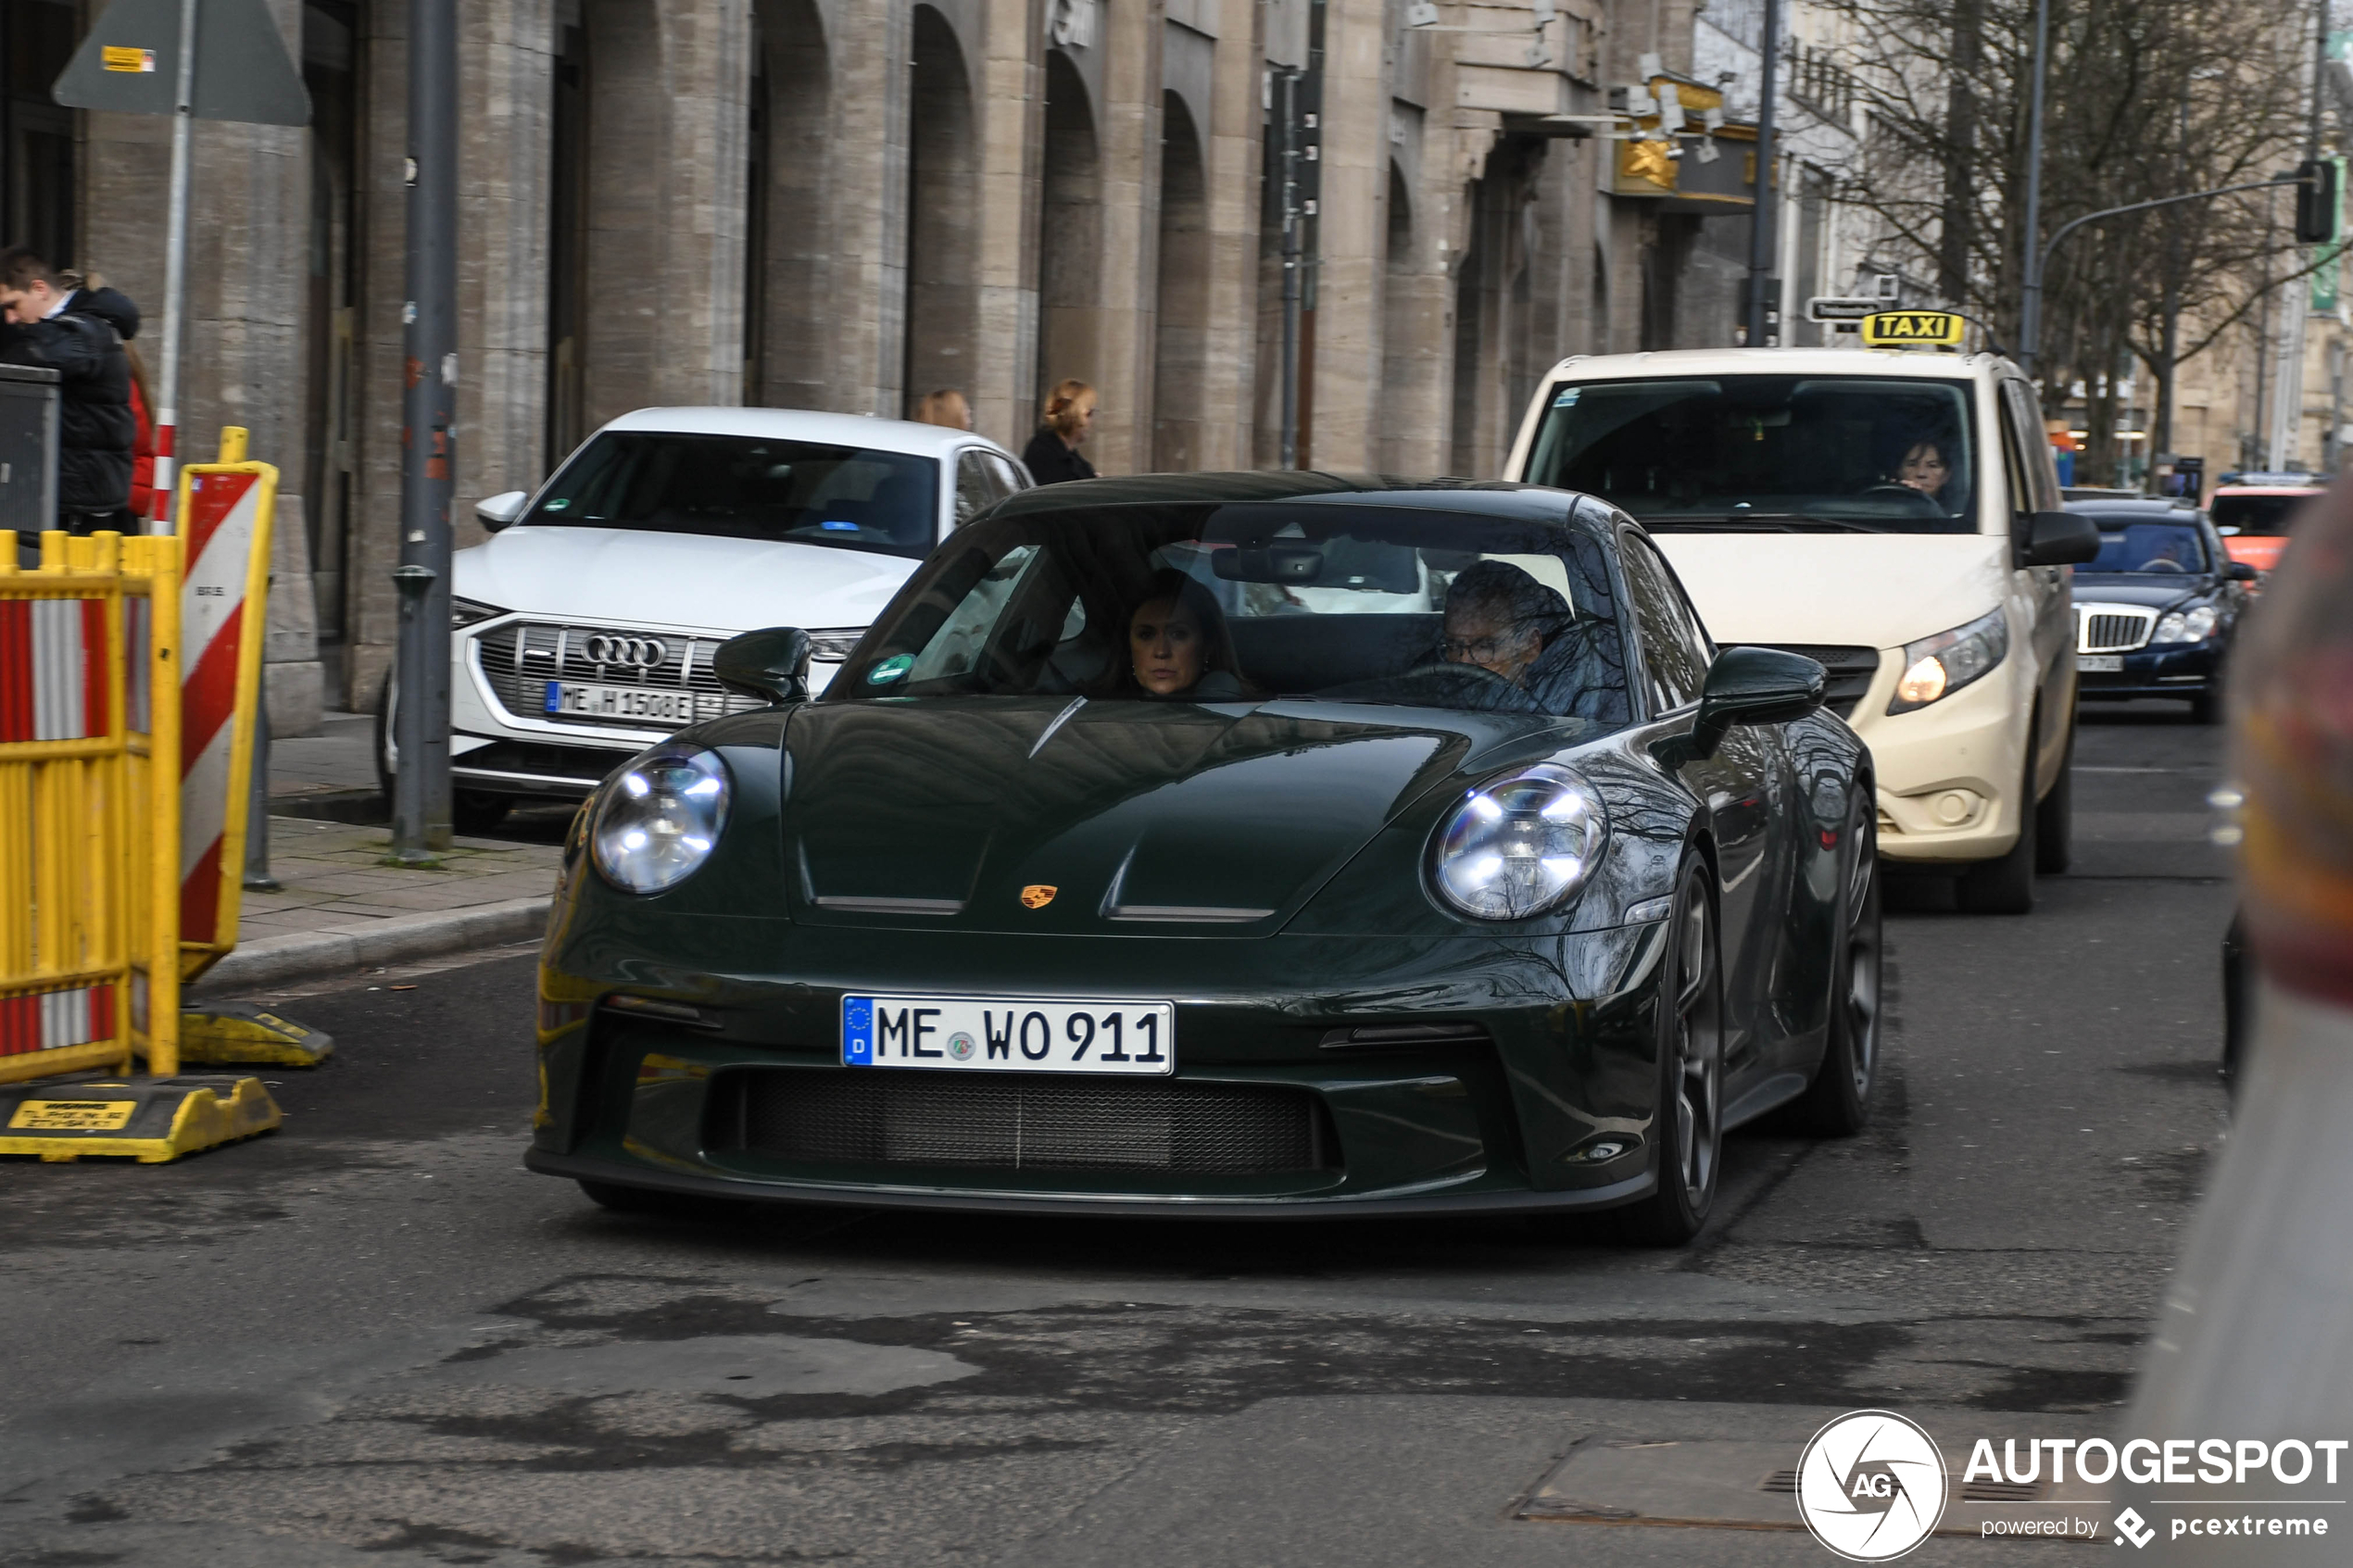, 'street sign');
1860,310,1965,347
52,0,309,125
1807,296,1881,321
